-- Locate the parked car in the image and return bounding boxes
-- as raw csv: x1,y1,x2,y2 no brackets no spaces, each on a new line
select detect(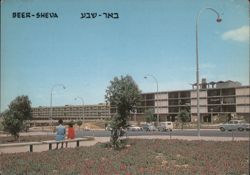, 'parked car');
127,125,143,131
219,120,248,132
105,123,112,131
244,123,250,131
157,122,173,131
141,123,157,131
